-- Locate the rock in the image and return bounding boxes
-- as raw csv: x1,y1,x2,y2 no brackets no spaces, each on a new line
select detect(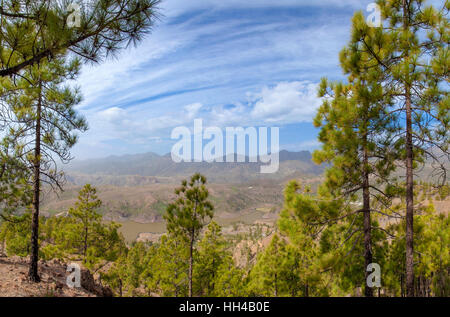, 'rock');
50,259,61,266
55,281,65,290
102,286,114,297
81,269,112,297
